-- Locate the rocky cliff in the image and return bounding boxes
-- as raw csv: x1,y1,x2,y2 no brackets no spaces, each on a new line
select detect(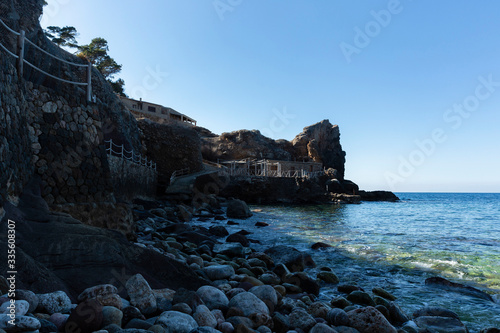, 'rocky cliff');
198,119,347,180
